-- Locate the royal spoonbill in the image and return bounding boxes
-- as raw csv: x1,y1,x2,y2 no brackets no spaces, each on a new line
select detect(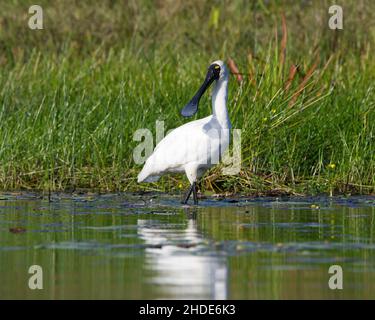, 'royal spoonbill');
137,60,231,204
